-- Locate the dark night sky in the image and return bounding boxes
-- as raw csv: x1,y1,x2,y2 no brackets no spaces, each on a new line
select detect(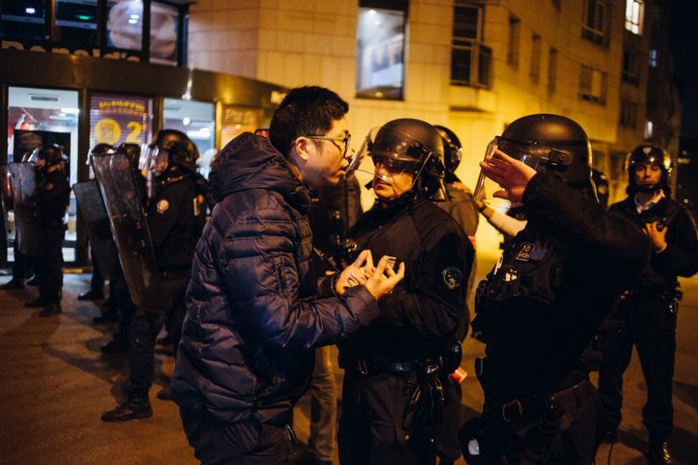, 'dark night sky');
669,0,698,140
